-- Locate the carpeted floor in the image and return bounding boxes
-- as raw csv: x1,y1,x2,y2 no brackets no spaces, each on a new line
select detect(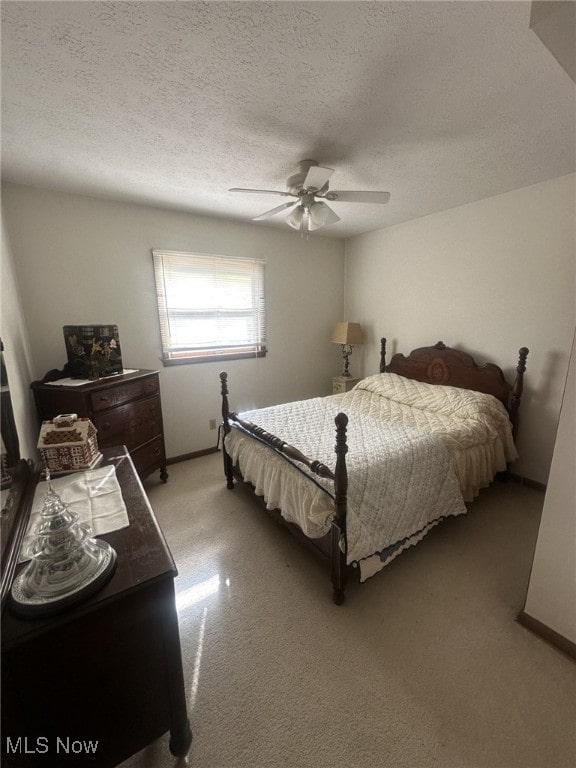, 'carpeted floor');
118,452,575,768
